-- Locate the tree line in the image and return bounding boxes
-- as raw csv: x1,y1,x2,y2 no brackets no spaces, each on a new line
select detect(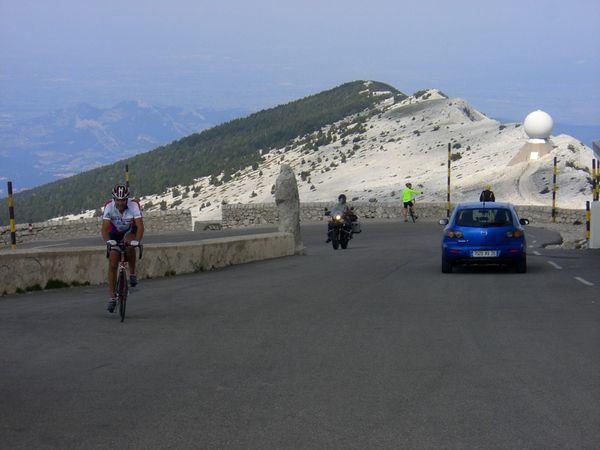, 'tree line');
0,80,404,225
